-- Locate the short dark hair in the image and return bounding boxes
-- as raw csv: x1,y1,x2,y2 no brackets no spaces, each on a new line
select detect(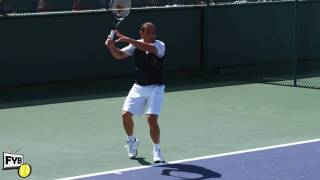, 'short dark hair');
140,22,155,32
